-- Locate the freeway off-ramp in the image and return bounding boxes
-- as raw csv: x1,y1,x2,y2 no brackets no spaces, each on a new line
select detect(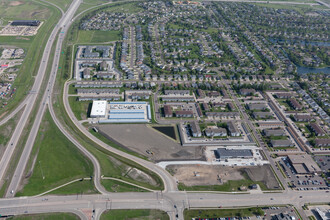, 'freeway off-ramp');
0,0,329,219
